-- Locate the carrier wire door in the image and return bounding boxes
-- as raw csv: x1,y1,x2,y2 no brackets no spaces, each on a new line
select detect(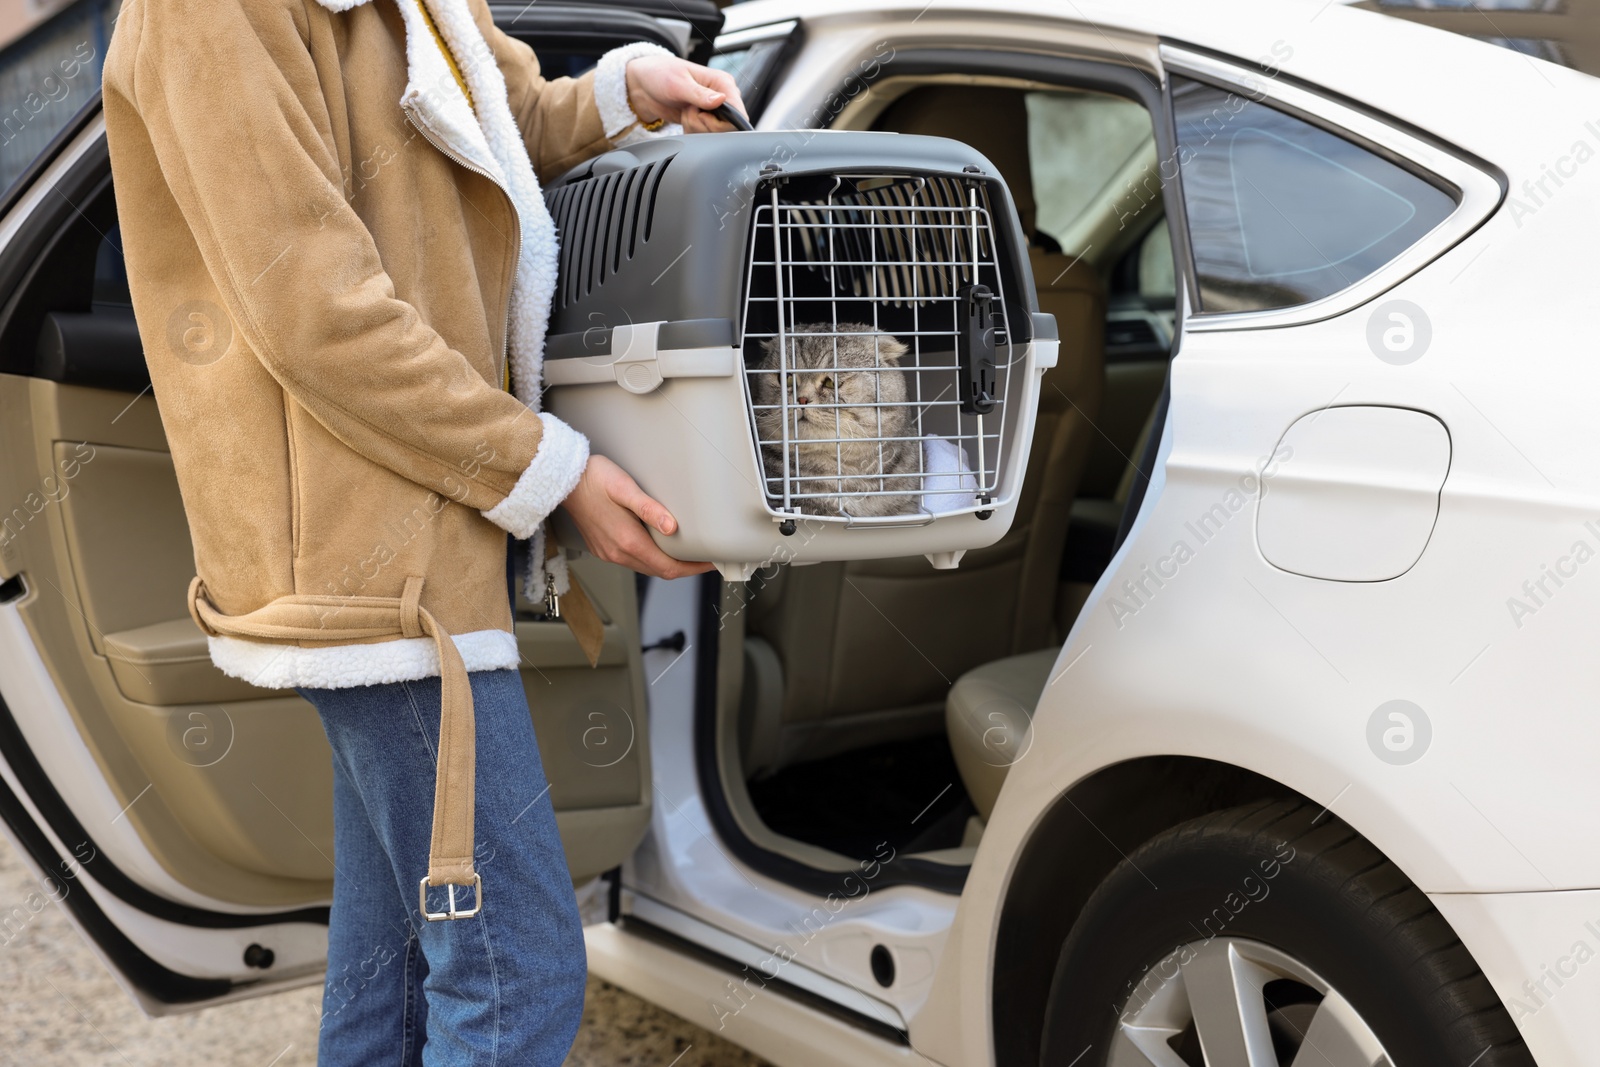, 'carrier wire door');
742,172,1015,527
